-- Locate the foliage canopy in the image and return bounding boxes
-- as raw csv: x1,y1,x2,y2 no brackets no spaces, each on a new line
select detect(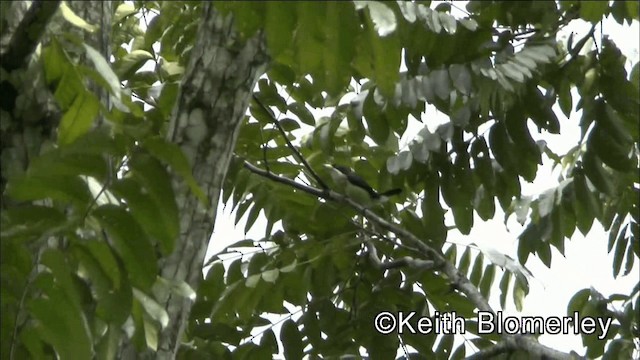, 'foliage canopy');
1,1,638,359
